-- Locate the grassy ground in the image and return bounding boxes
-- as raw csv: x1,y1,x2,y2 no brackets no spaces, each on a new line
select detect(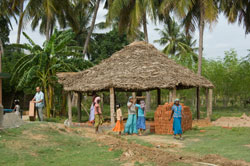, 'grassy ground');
0,123,122,166
183,126,250,162
127,126,250,163
1,122,250,166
